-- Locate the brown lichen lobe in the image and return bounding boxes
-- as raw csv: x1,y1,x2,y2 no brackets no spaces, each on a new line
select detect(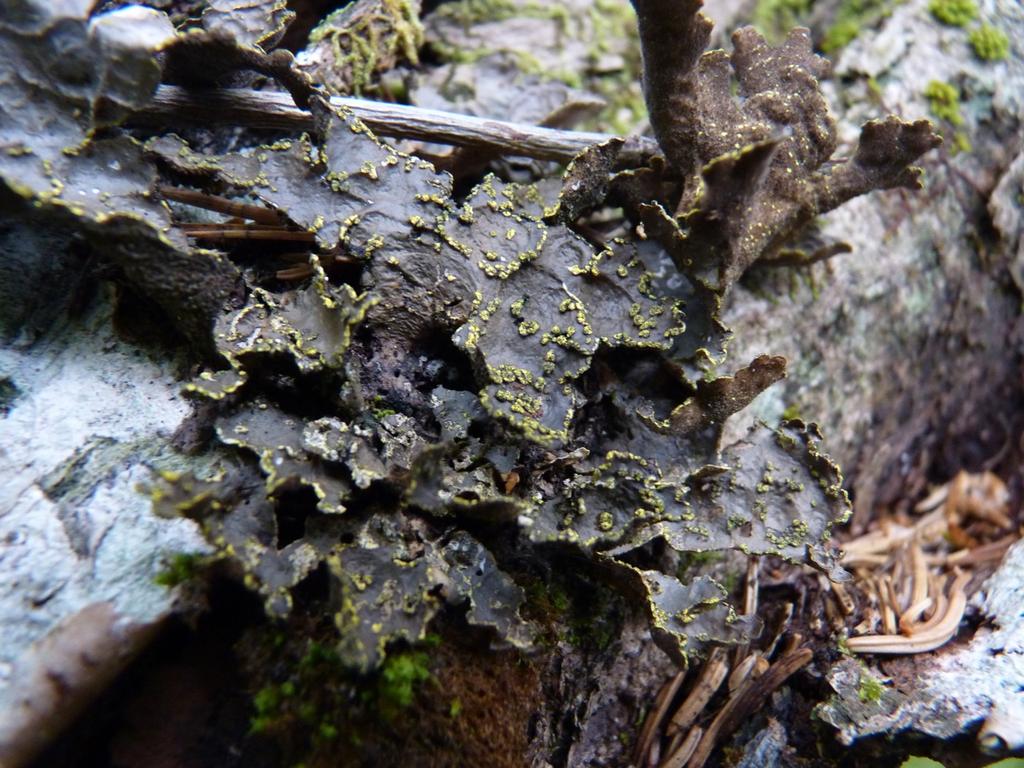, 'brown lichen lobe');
629,0,941,291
